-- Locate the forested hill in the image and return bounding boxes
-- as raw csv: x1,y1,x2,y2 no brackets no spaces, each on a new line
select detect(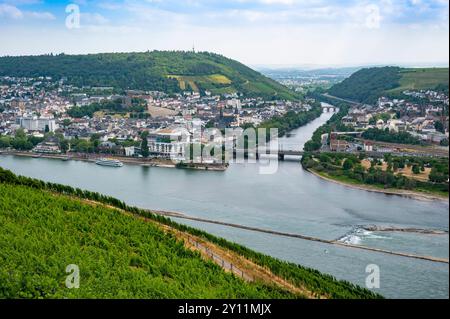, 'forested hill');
328,66,449,104
0,51,300,100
